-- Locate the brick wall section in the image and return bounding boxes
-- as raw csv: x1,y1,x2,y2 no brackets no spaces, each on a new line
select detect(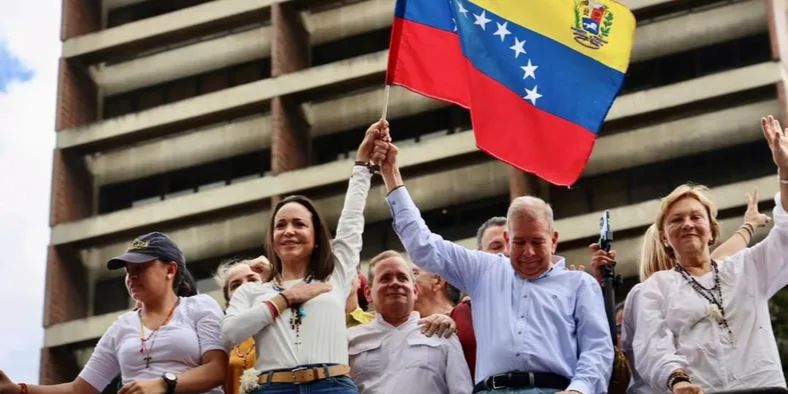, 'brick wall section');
55,58,98,131
61,0,99,40
49,149,93,225
43,245,87,327
39,347,81,385
270,2,310,175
